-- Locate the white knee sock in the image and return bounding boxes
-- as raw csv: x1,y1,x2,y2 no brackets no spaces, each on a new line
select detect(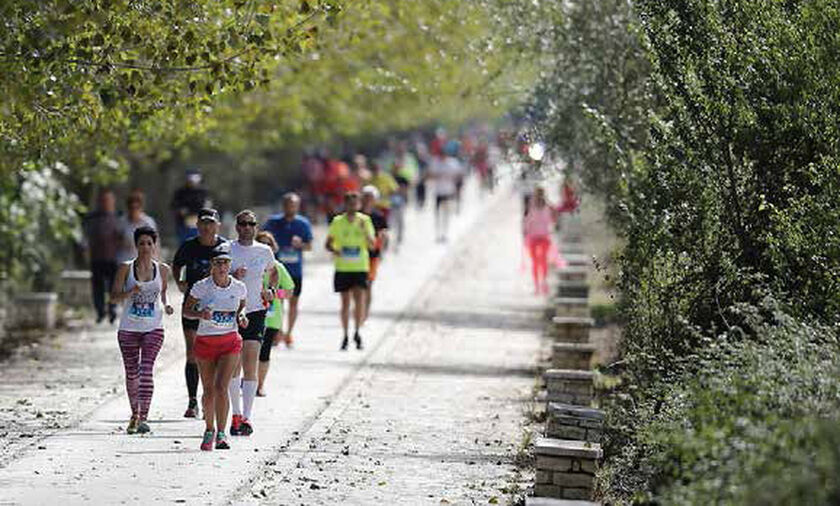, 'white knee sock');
228,376,242,416
242,380,258,420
